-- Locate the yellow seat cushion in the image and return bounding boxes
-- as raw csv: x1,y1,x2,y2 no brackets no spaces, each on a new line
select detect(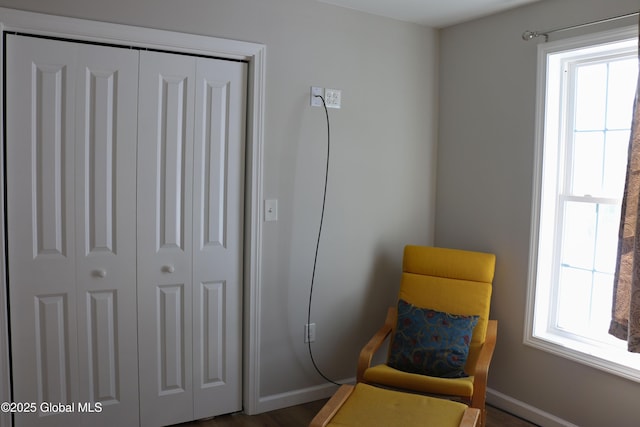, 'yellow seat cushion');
327,383,468,427
363,364,474,397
